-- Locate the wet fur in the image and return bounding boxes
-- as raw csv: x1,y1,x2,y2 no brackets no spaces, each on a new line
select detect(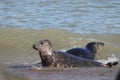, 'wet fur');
33,40,108,68
66,42,104,60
